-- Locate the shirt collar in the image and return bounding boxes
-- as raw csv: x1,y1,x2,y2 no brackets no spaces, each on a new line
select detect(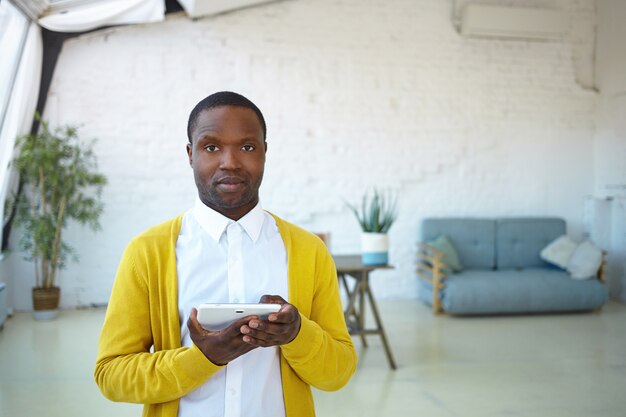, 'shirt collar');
192,196,265,243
